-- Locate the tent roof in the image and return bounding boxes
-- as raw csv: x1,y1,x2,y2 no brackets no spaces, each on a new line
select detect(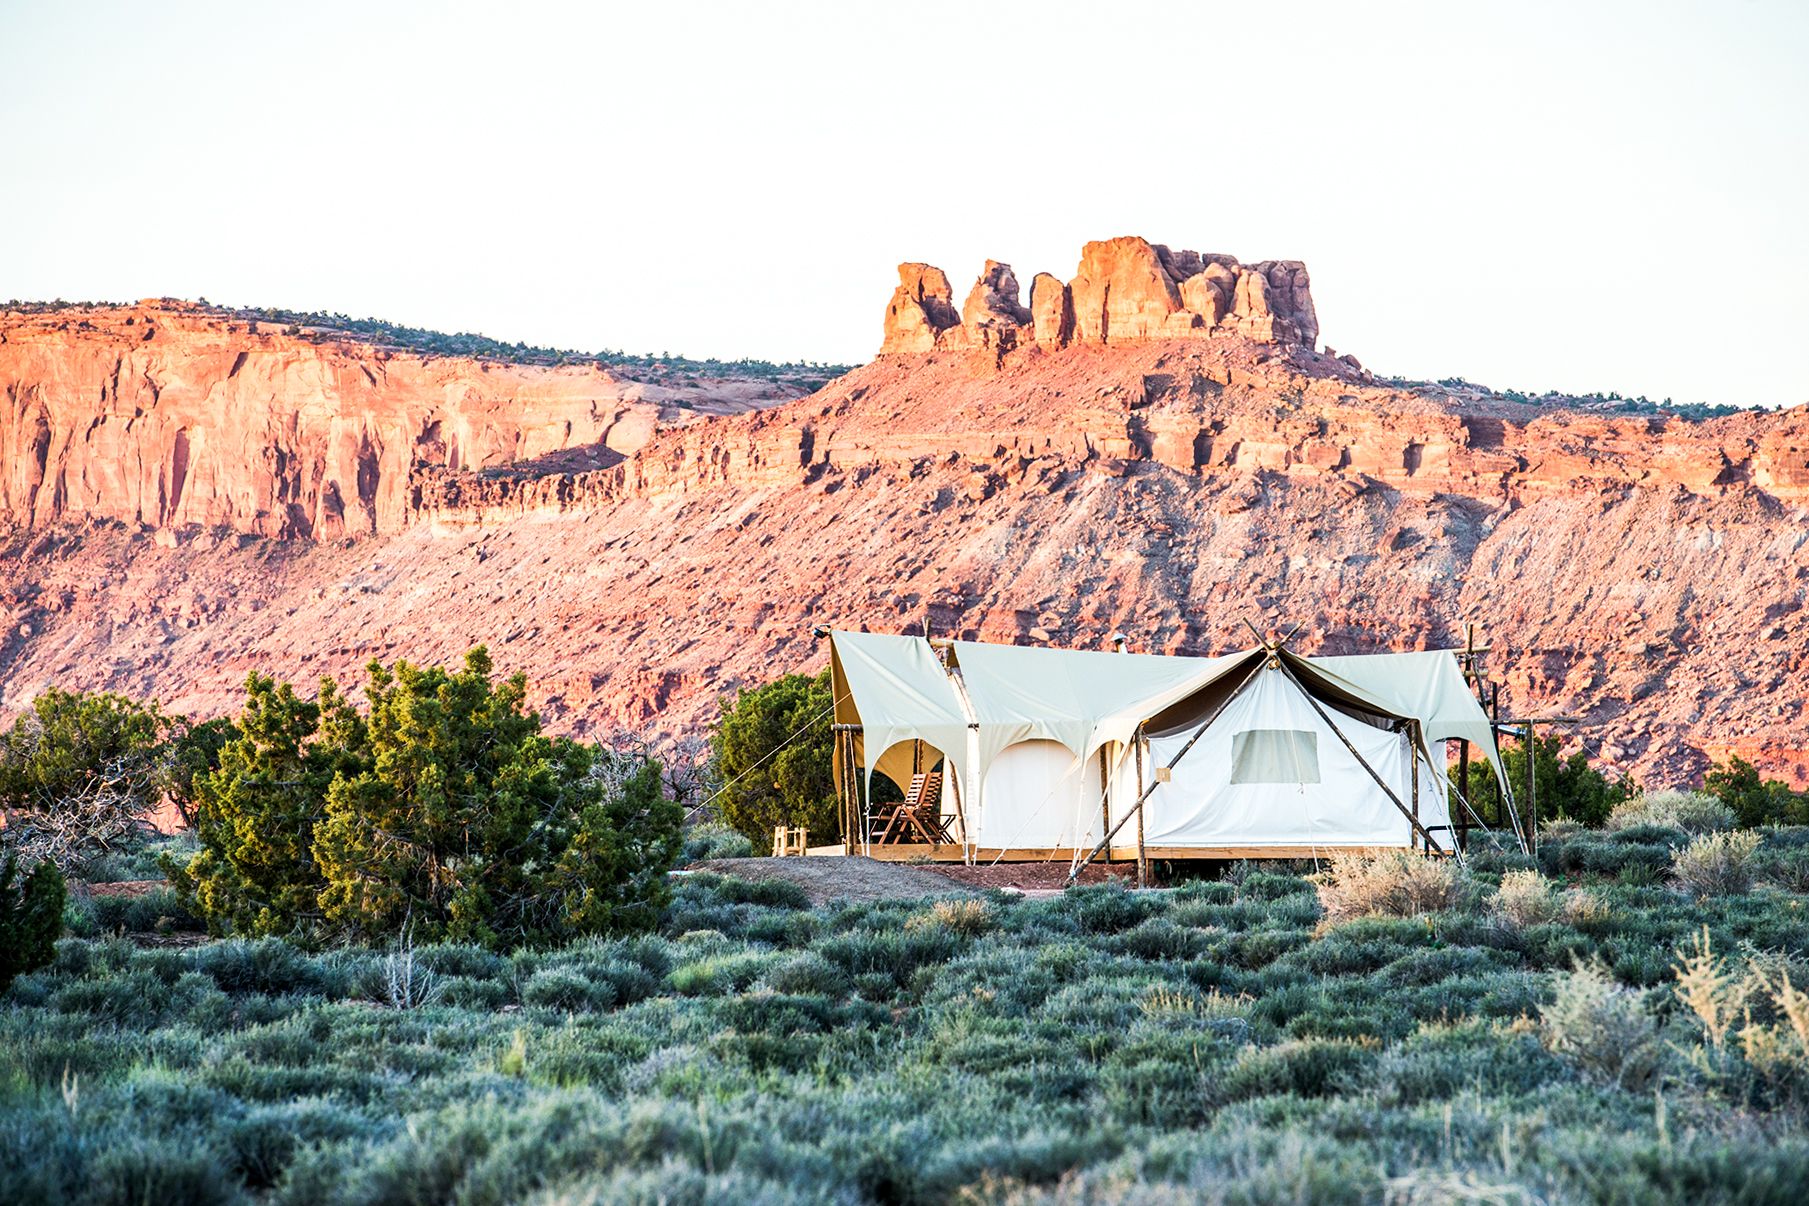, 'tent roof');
949,639,1252,762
